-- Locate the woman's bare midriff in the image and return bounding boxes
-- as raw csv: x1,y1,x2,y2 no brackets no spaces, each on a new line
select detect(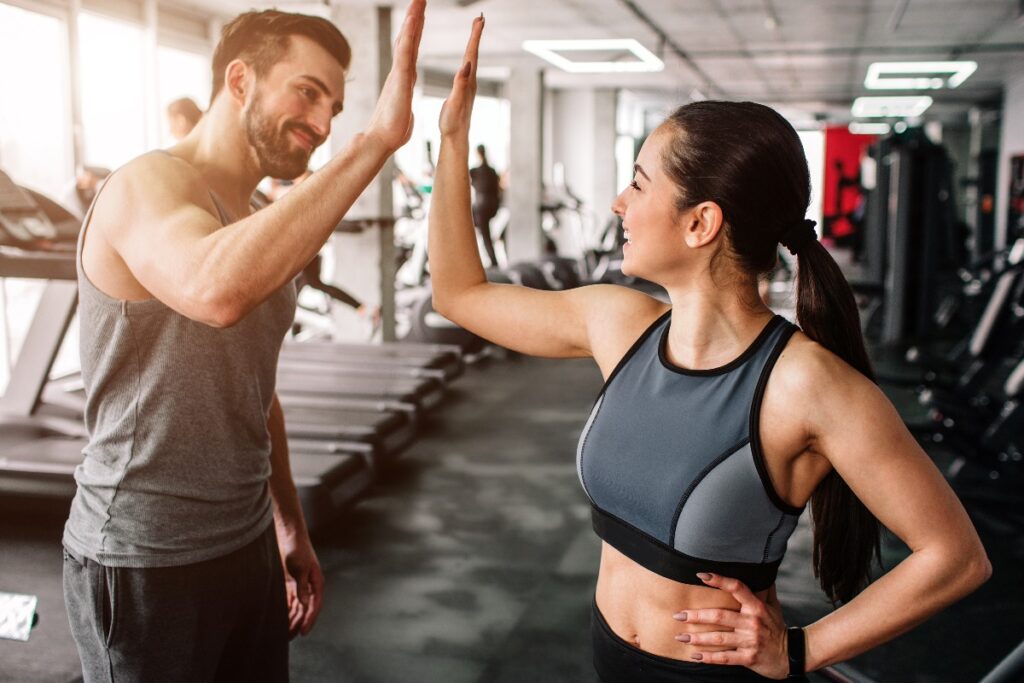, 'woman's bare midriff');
594,541,770,661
